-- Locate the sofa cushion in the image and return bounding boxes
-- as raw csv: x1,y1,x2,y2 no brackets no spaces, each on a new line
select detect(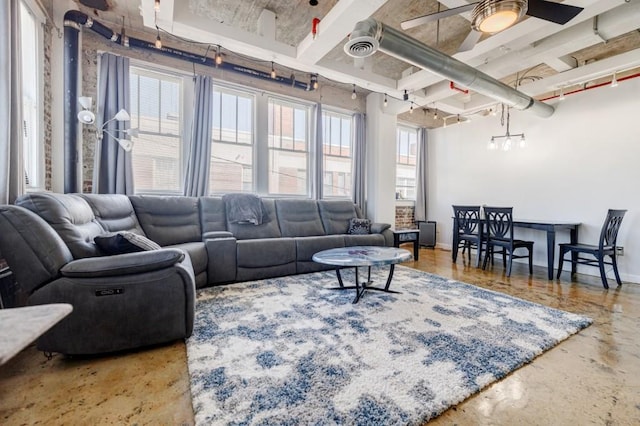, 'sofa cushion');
318,200,358,235
129,195,201,246
227,198,281,240
95,232,161,255
199,197,227,234
16,193,104,259
295,235,346,263
165,242,208,287
236,238,296,268
275,199,325,237
348,218,371,235
343,234,386,247
80,194,144,234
